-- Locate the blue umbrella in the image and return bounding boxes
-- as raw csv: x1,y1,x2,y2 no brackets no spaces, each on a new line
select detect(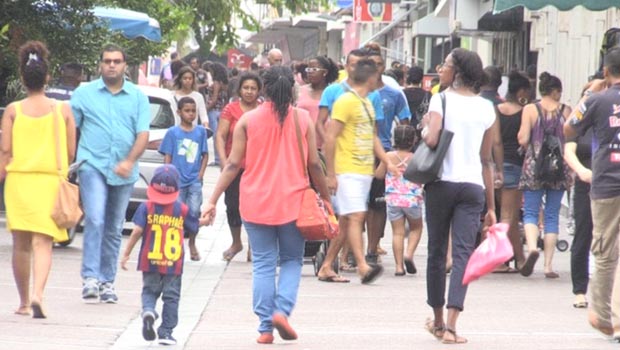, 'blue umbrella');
92,7,162,42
